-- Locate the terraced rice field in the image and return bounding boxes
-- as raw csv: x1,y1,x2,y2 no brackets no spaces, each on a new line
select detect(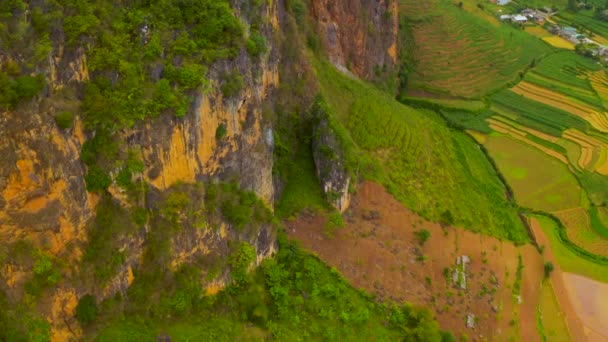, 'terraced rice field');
487,51,608,178
589,70,608,107
555,208,608,258
485,112,608,176
562,129,608,174
511,81,608,132
483,134,582,212
524,52,605,108
492,90,589,136
589,206,608,239
400,0,551,98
